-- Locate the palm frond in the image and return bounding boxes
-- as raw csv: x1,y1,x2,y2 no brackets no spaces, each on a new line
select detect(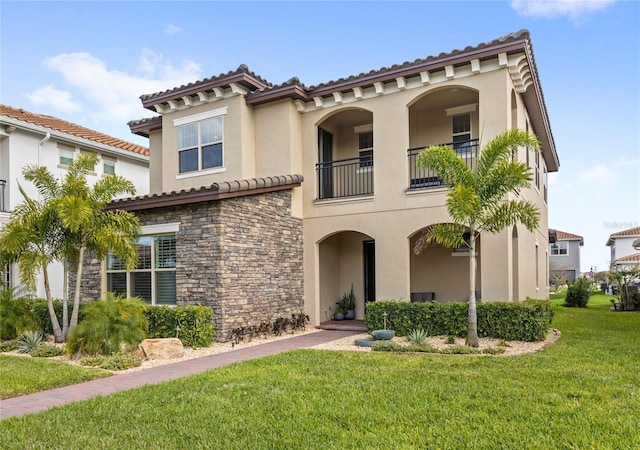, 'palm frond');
417,145,473,187
476,130,539,180
414,223,468,254
22,165,60,200
481,200,540,234
476,160,533,203
446,184,481,223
